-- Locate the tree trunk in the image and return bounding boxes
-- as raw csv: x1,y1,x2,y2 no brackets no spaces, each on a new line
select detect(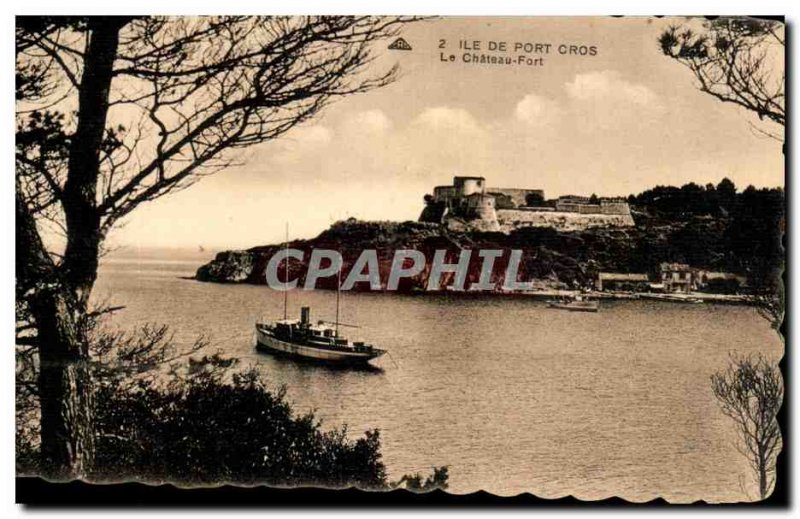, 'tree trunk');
34,291,94,480
17,191,95,480
31,18,126,480
61,18,124,304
